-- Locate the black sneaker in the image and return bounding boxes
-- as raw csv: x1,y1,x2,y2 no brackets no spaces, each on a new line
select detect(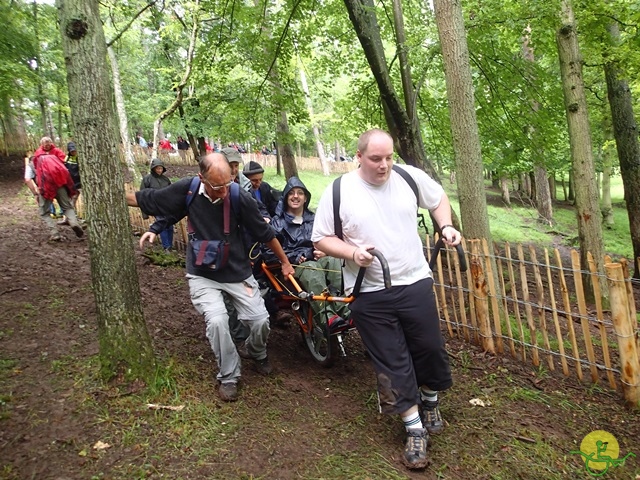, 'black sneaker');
218,382,238,402
421,401,445,435
71,225,84,238
403,428,429,469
